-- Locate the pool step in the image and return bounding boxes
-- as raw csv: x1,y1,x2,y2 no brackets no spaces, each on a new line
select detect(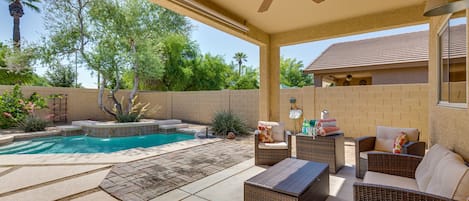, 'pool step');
156,119,182,125
159,123,189,129
33,137,61,144
159,123,189,133
0,135,14,146
0,141,31,152
0,142,46,155
17,142,55,154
